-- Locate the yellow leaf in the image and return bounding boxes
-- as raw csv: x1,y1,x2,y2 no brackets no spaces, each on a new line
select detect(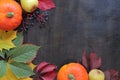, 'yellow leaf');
20,77,33,80
28,62,36,70
0,30,17,51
